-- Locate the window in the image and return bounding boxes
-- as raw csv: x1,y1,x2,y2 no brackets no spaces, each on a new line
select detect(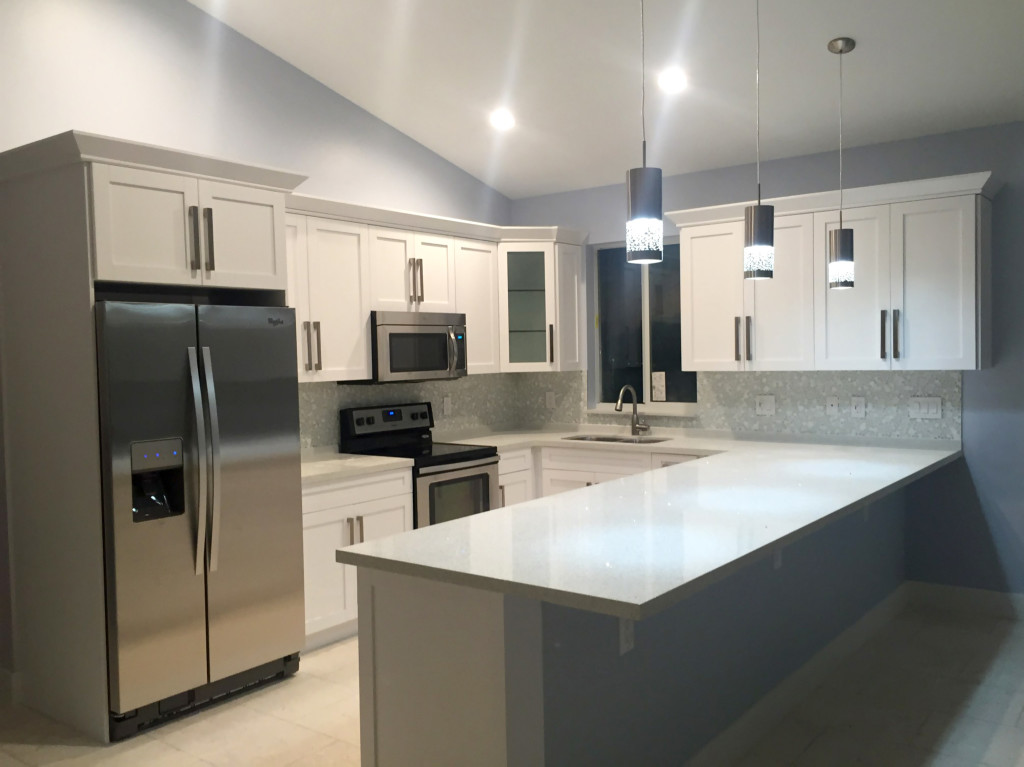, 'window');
593,244,696,412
